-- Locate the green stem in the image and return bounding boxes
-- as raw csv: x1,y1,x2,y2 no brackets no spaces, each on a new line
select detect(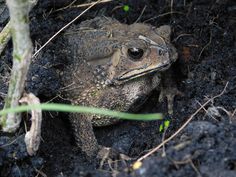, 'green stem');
0,103,163,121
